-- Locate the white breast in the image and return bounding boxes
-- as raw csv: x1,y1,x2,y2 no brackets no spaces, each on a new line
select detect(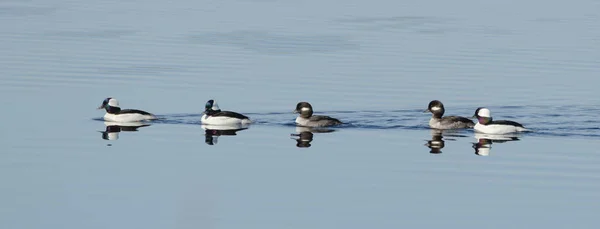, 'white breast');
201,123,249,130
104,113,156,122
474,123,527,134
295,117,313,127
201,114,251,125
